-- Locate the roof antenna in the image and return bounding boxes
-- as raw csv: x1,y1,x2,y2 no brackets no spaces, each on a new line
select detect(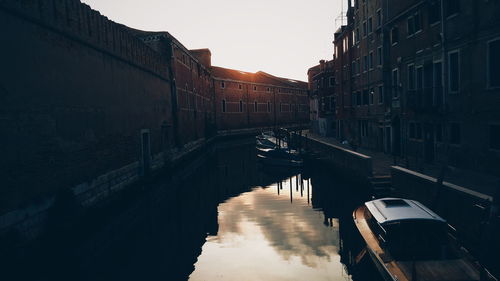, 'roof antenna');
334,0,347,29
